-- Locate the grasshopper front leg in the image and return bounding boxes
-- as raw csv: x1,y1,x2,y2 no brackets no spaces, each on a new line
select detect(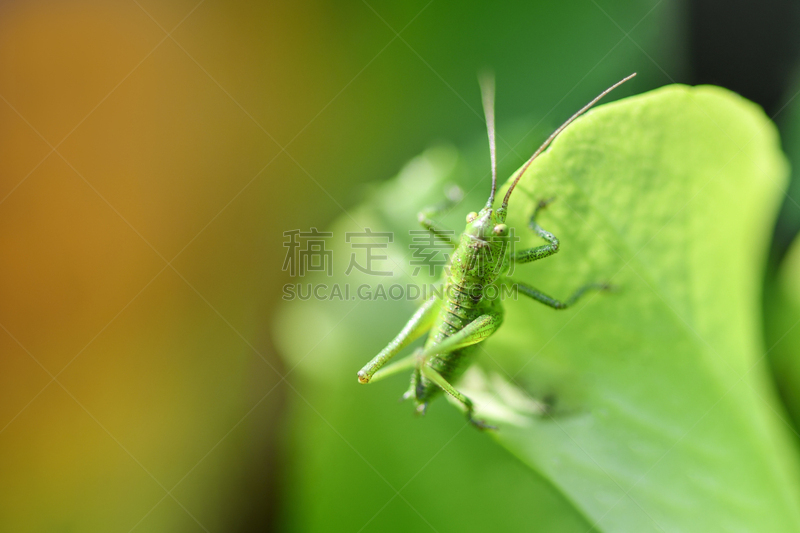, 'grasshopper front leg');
510,198,611,306
357,295,440,383
512,198,560,264
418,191,462,249
505,278,610,310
